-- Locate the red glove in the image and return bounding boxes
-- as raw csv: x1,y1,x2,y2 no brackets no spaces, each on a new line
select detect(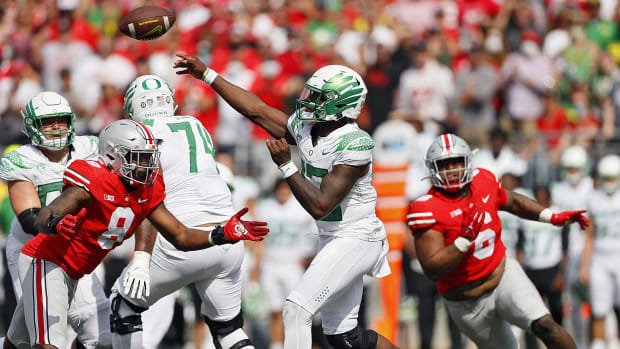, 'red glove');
460,204,485,240
56,208,87,235
550,210,590,230
210,208,269,245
